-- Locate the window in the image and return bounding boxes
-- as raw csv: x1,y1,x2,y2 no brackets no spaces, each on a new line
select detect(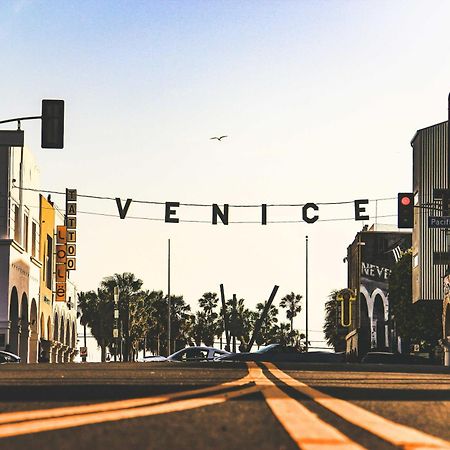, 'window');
23,214,29,252
14,205,20,243
181,348,208,361
31,222,37,257
46,235,53,289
